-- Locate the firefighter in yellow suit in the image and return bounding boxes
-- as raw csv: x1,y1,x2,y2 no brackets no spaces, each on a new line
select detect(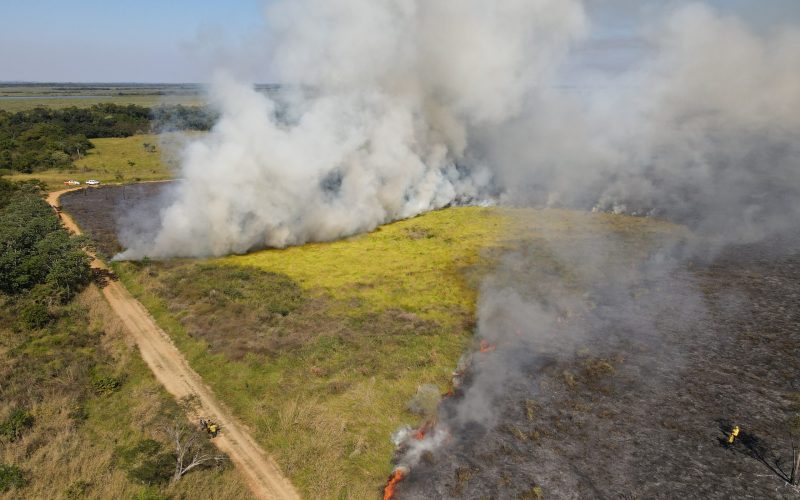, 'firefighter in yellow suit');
728,425,740,444
200,418,220,437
